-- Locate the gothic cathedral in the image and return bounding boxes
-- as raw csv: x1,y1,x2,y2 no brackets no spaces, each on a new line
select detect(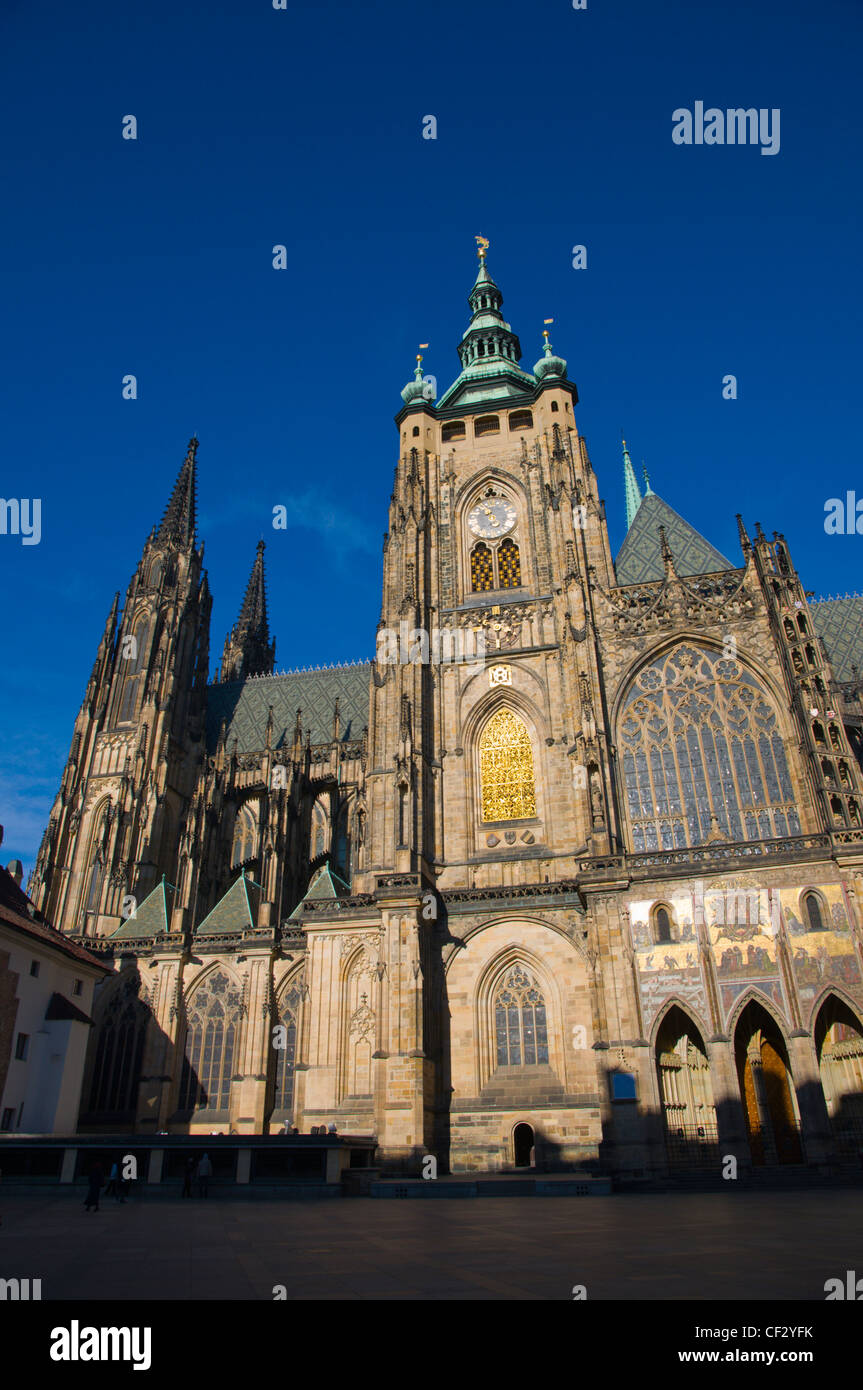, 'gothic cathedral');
29,247,863,1177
